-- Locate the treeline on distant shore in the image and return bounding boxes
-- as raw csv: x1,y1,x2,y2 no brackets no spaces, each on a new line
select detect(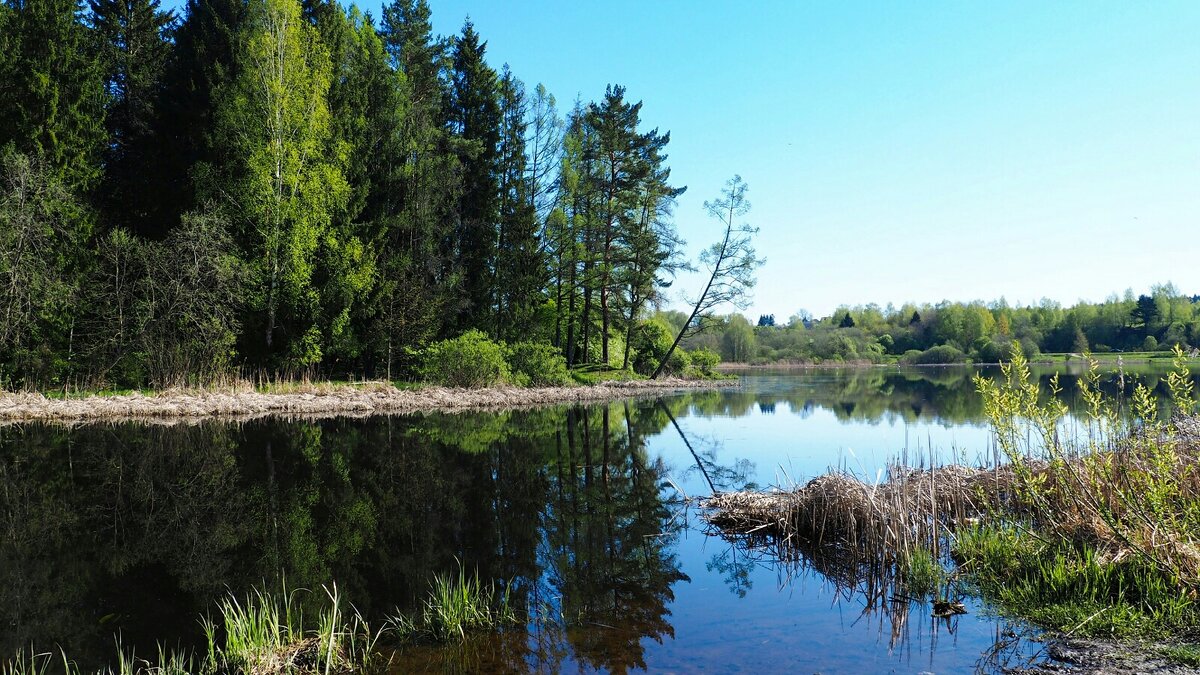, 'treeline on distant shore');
678,284,1200,365
0,0,703,389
